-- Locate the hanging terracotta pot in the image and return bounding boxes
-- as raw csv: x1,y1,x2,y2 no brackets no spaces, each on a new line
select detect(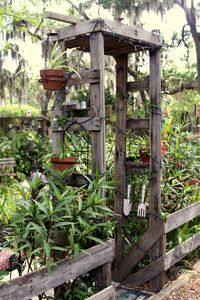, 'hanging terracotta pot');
50,156,77,172
139,148,150,164
39,69,66,90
